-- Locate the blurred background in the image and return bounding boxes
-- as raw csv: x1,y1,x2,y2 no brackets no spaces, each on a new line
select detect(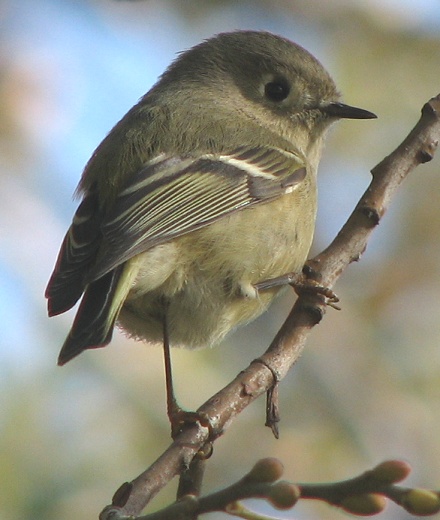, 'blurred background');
1,0,440,518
